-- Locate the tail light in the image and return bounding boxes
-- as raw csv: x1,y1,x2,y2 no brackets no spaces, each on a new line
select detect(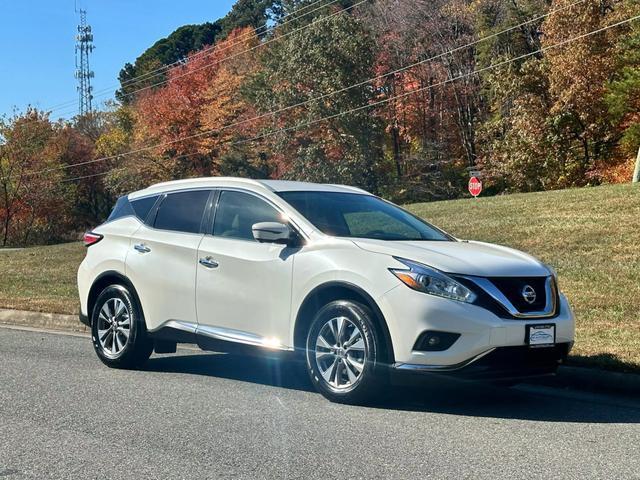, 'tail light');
83,231,103,247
